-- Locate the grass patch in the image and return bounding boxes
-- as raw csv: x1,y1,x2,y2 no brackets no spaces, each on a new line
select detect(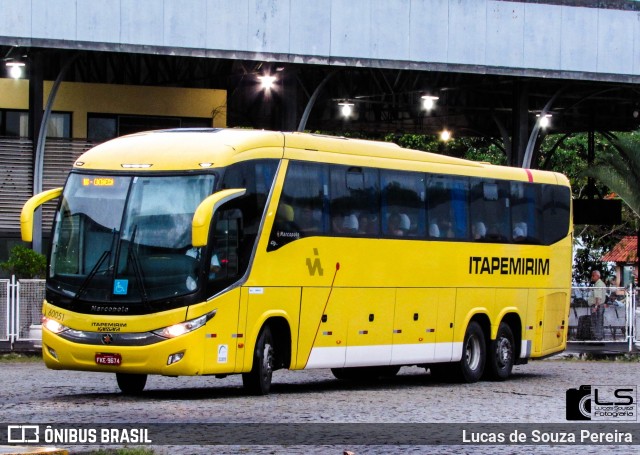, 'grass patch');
0,352,42,362
557,352,640,362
